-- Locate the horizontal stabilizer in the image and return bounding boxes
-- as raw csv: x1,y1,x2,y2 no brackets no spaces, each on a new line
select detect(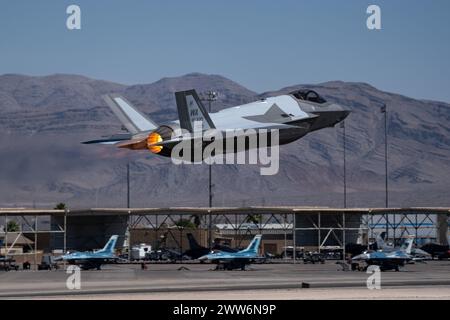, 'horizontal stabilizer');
103,94,158,134
82,133,132,145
